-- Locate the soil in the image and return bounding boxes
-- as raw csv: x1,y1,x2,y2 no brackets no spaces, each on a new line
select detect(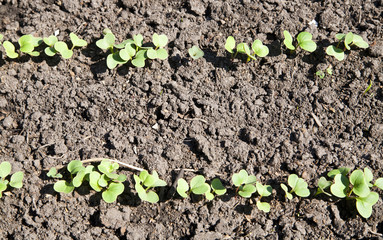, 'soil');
0,0,382,239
